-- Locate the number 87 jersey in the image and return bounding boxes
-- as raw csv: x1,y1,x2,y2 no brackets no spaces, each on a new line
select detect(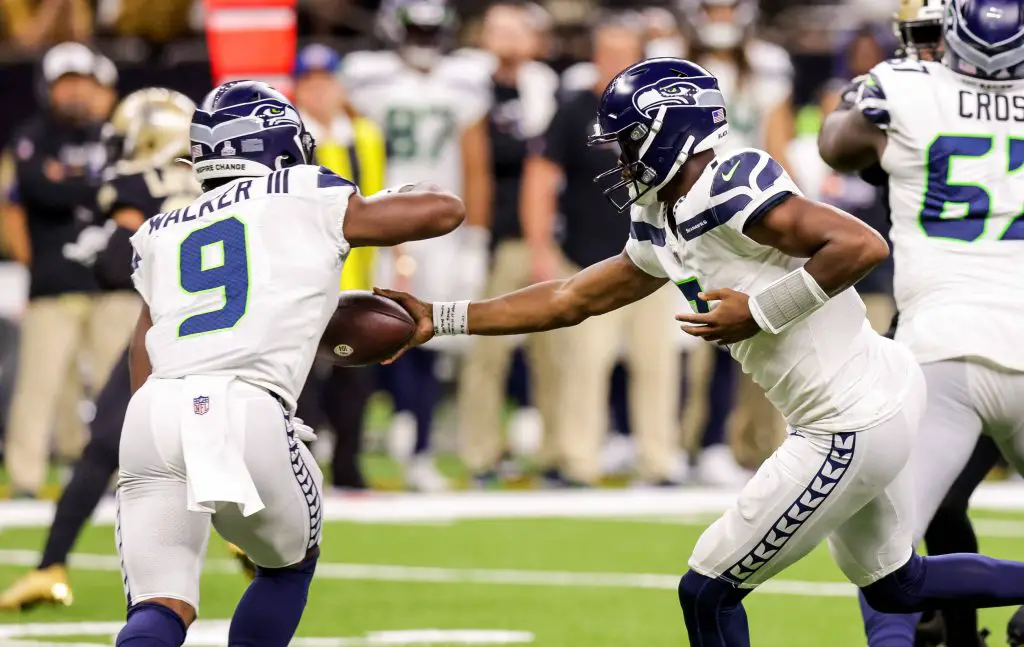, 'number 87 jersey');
130,165,355,411
867,57,1024,372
